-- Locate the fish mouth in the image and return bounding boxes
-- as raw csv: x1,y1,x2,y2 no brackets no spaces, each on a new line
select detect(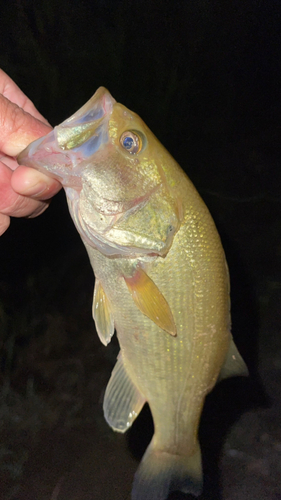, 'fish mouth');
17,87,115,189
